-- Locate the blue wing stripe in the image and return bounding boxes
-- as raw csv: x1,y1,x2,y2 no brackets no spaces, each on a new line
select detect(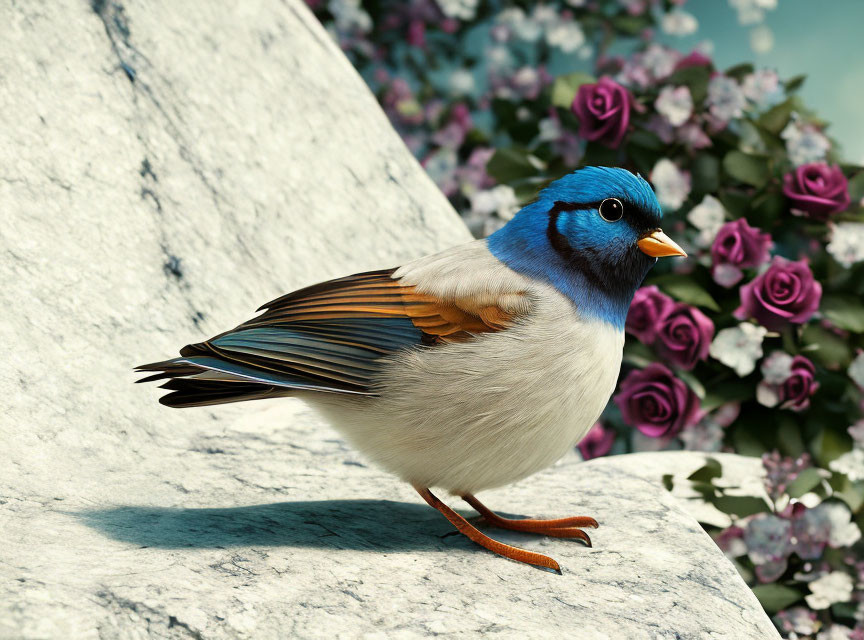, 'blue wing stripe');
174,356,372,395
